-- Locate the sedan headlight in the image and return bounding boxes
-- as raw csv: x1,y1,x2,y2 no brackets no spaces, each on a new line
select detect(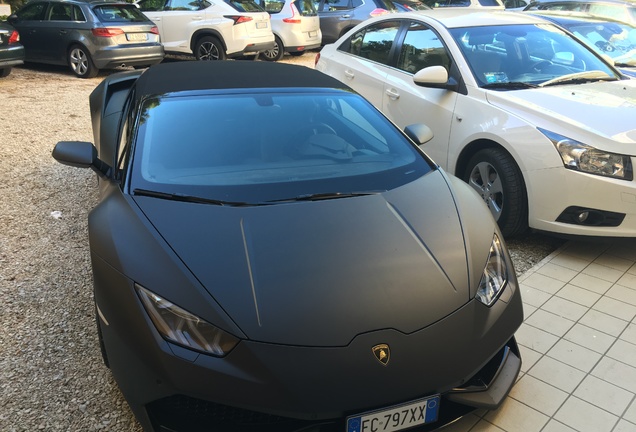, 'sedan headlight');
476,234,509,307
539,128,633,180
136,284,239,356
